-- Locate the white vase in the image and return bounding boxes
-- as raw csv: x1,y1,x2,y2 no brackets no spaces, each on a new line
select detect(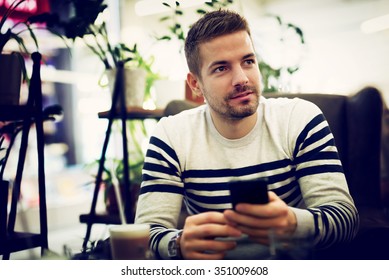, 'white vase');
0,53,22,105
106,68,146,108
